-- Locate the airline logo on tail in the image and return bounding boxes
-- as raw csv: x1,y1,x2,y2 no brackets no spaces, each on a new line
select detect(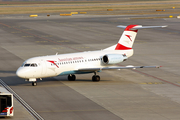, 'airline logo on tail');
114,24,167,51
125,35,132,42
104,25,167,51
115,25,139,50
